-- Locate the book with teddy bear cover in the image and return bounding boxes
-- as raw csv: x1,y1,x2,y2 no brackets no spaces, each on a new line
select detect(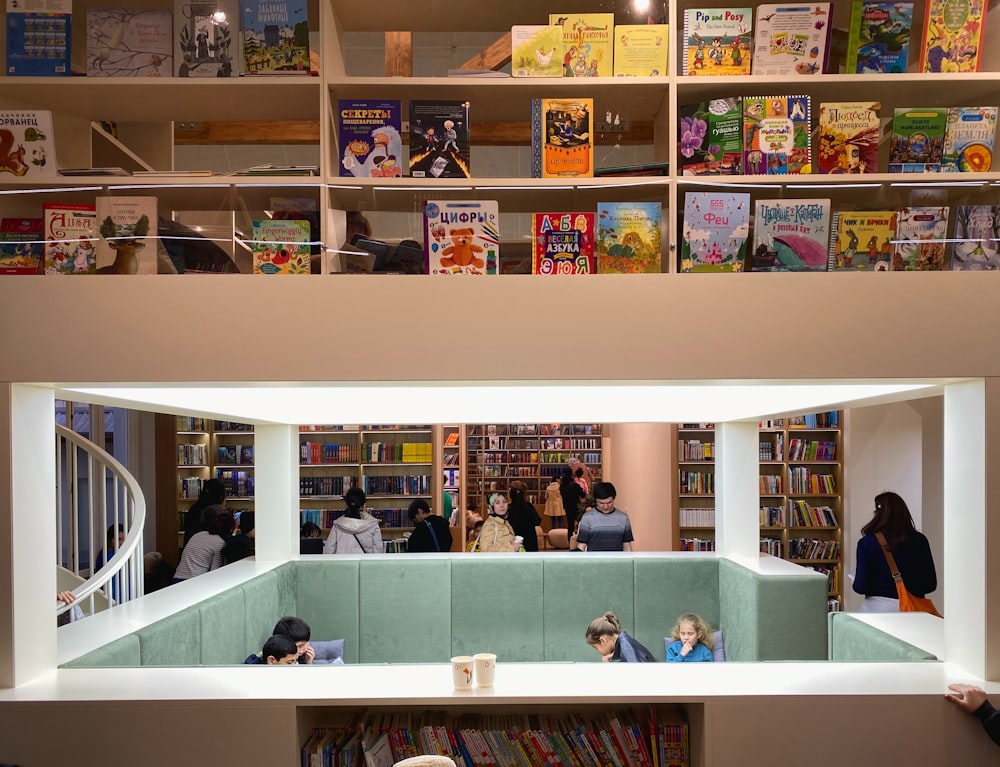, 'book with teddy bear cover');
423,200,499,275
